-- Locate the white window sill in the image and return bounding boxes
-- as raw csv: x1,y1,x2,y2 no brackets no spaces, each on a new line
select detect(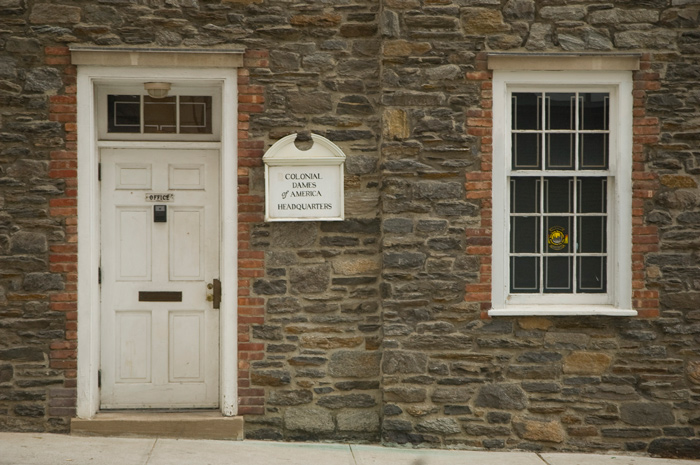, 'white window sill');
488,305,637,317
